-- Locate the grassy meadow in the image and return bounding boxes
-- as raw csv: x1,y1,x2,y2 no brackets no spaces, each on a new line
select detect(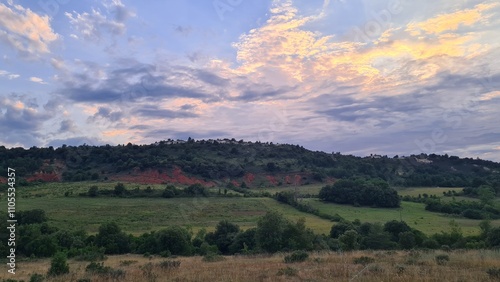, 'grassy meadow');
3,182,499,236
3,250,500,282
